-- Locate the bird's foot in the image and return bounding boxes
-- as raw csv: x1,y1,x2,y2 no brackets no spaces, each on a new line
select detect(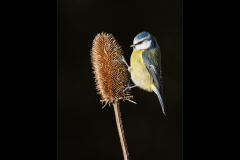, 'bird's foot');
123,81,137,92
115,55,130,68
